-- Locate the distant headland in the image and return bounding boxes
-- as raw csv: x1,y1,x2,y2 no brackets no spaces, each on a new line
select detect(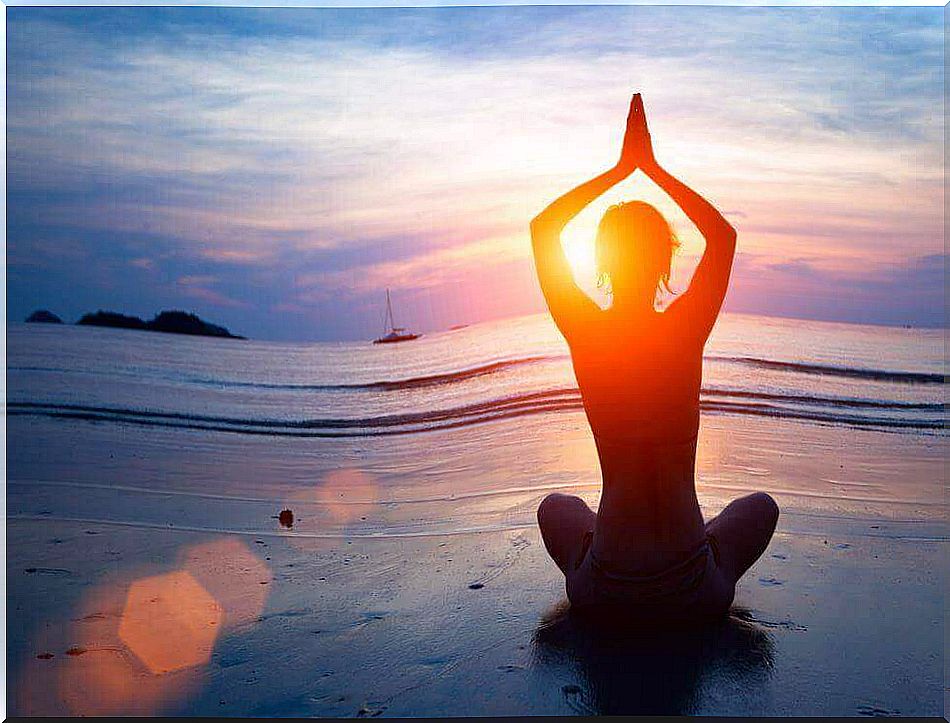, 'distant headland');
26,309,64,324
26,309,245,339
